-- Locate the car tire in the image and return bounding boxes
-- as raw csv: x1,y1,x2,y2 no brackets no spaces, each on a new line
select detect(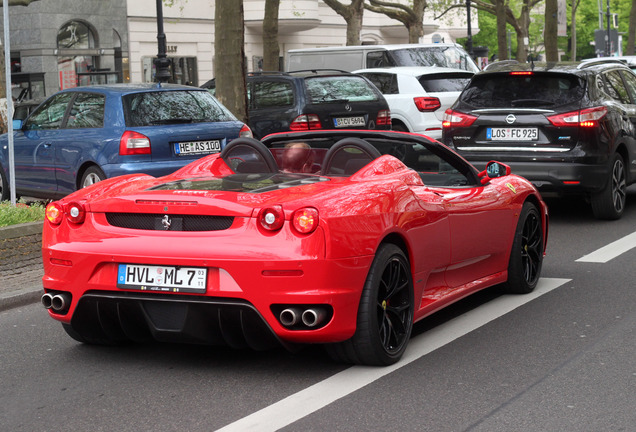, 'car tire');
0,167,8,201
591,153,626,220
502,202,543,294
80,166,106,189
62,323,120,345
326,243,414,366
